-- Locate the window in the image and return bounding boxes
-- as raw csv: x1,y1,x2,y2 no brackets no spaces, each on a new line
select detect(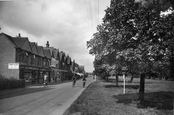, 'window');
16,50,27,64
30,55,35,65
38,57,42,66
